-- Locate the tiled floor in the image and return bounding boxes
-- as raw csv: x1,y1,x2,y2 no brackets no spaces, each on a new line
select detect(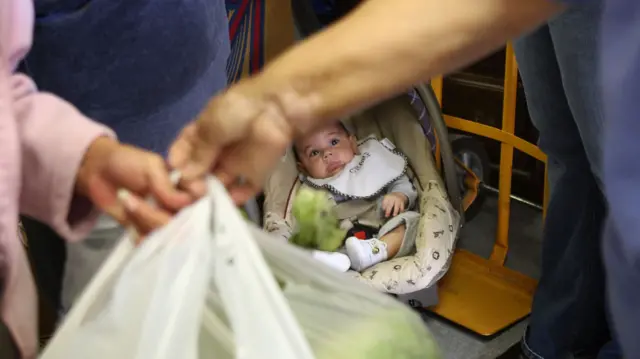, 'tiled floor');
424,194,543,359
